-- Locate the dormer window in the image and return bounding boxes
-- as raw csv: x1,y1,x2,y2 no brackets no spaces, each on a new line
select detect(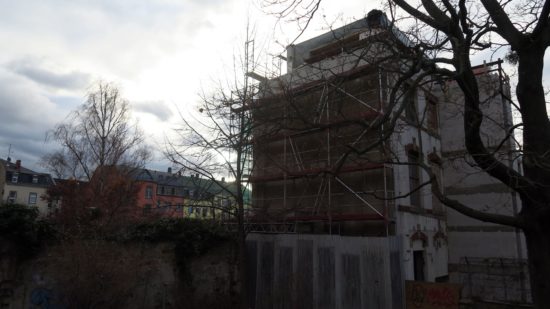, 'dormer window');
11,173,18,183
